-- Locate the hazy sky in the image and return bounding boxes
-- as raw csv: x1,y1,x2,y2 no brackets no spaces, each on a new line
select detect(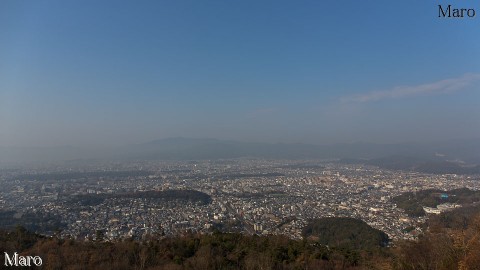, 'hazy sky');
1,0,479,147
